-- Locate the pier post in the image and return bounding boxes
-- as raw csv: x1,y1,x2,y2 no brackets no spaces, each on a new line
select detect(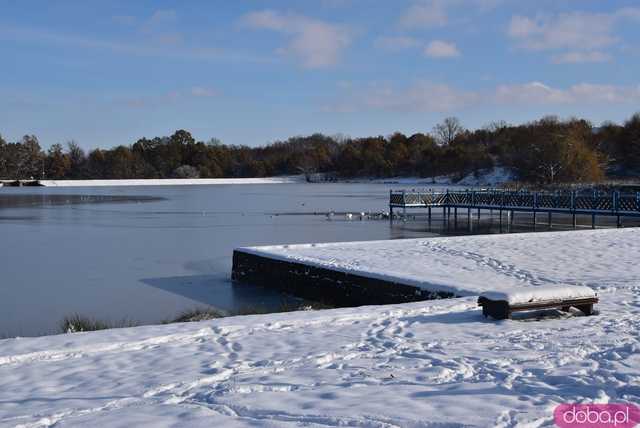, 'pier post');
615,191,622,228
428,206,432,221
571,191,576,229
477,208,481,221
454,207,458,228
592,214,596,229
443,206,447,223
548,211,552,228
